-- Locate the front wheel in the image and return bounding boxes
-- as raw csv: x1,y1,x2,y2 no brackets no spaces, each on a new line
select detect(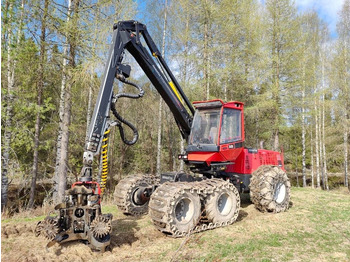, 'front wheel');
249,165,291,213
114,175,155,216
